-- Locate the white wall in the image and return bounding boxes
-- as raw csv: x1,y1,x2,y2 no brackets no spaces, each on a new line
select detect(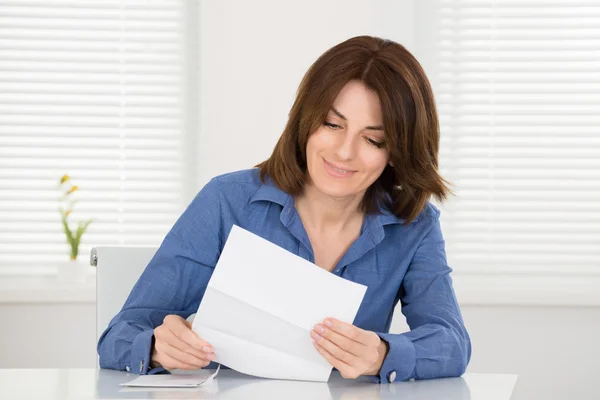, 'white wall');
0,303,96,368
